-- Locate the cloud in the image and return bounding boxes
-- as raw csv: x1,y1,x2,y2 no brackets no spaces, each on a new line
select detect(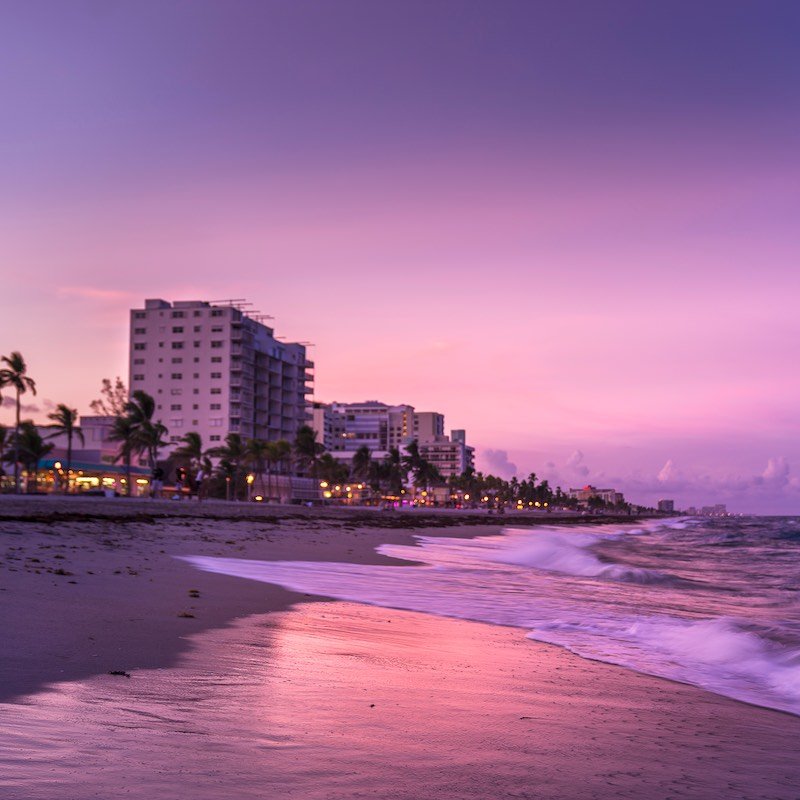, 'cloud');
761,456,790,486
1,397,55,415
481,449,518,479
57,287,134,302
657,459,679,482
566,450,590,477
